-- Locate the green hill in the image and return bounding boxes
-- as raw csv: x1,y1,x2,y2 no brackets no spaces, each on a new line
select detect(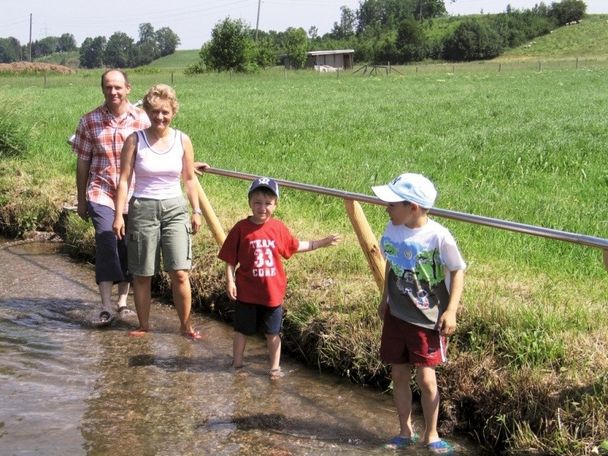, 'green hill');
147,50,200,69
498,14,608,60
